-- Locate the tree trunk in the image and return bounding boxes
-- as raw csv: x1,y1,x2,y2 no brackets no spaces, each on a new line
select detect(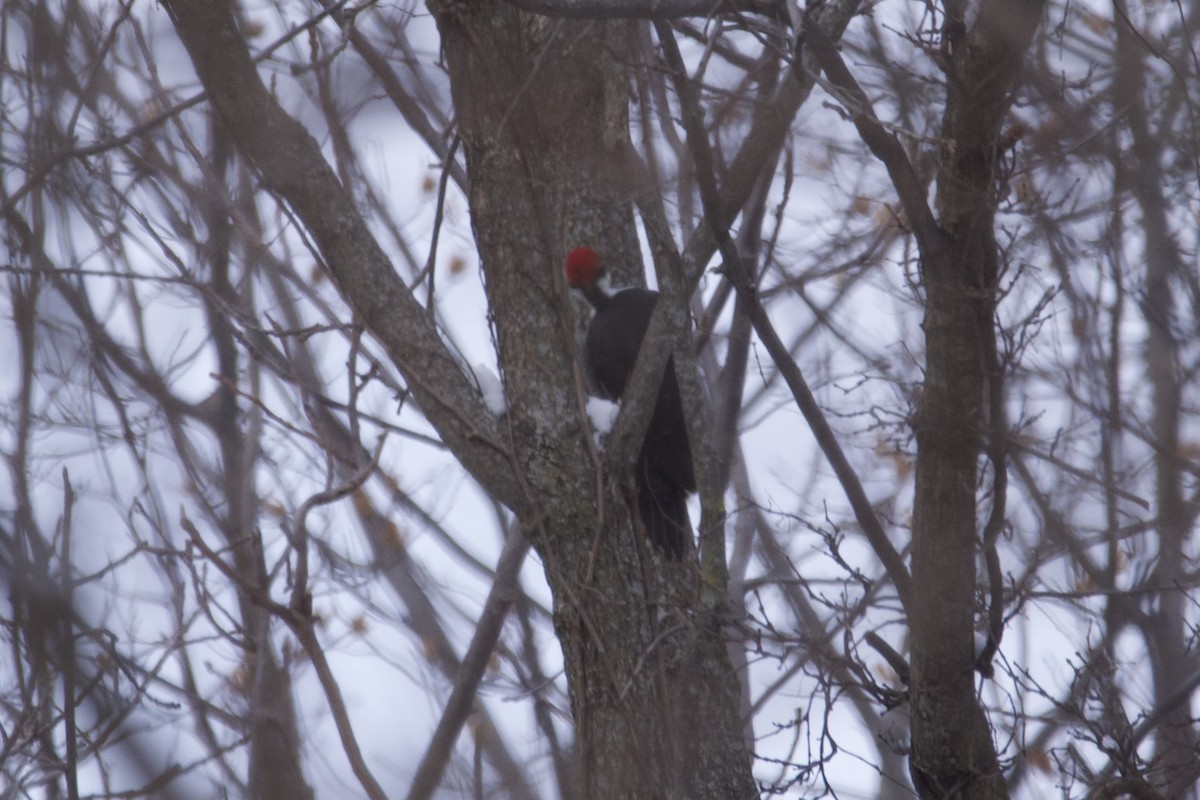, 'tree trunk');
433,6,754,797
908,2,1044,797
